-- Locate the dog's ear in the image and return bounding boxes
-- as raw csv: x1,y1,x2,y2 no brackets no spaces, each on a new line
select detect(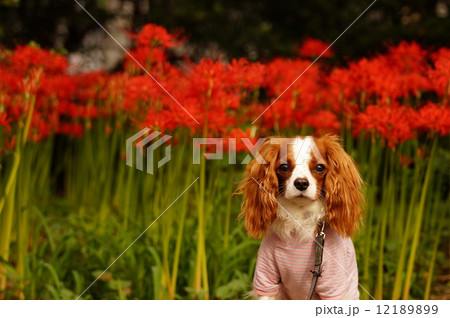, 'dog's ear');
236,139,279,239
320,135,364,237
